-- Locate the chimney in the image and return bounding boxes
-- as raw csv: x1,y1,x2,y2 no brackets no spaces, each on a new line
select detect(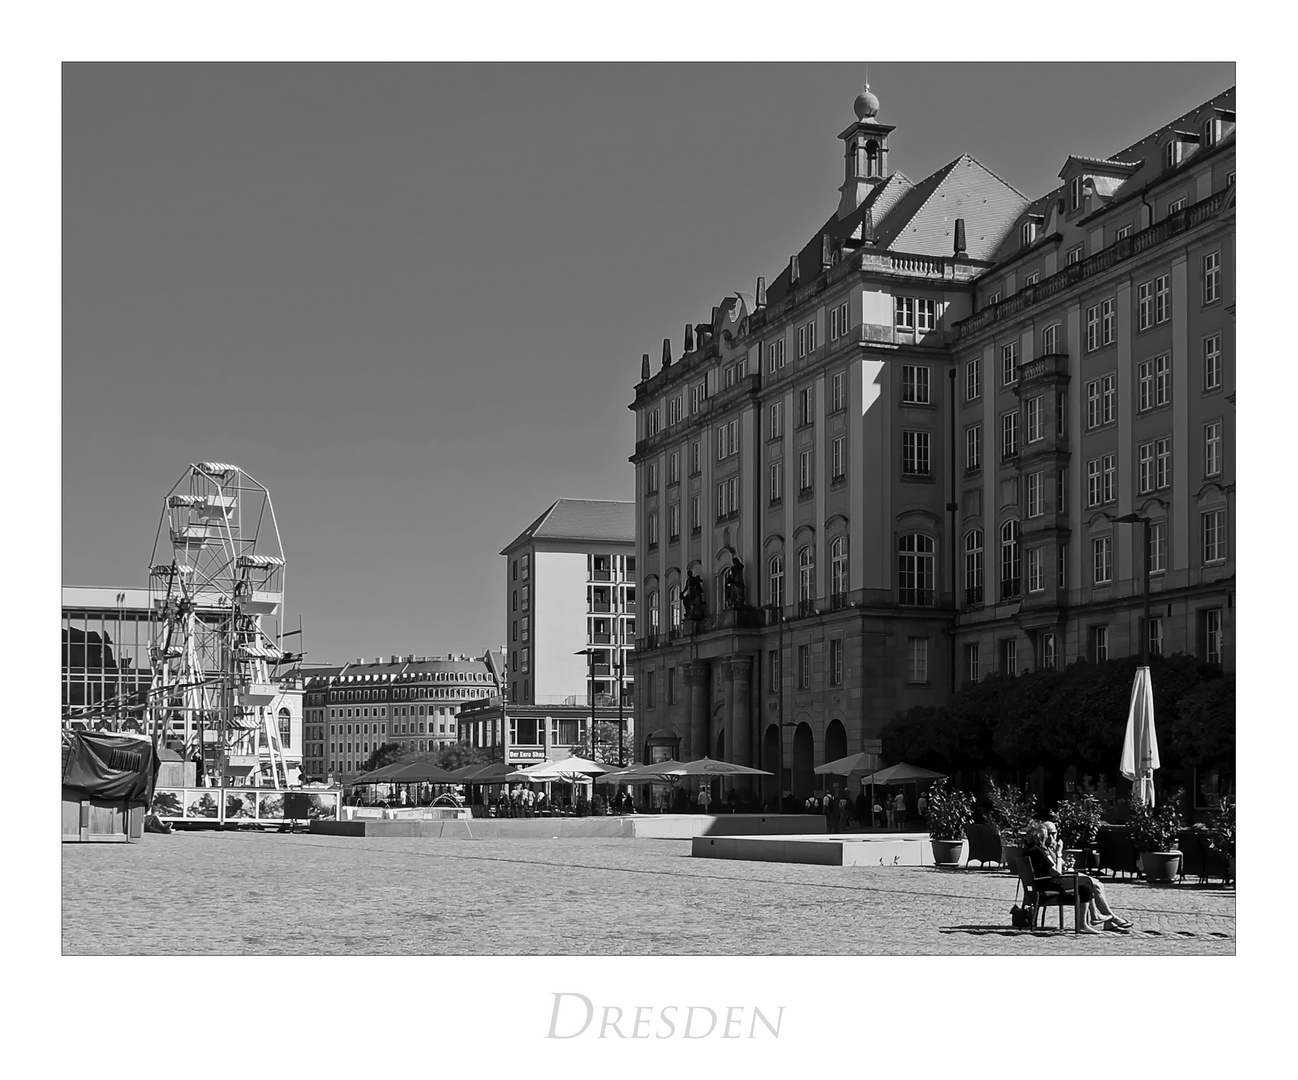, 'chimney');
789,254,800,286
755,276,766,310
640,352,650,381
953,218,967,259
661,338,672,369
684,324,695,353
821,233,833,270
